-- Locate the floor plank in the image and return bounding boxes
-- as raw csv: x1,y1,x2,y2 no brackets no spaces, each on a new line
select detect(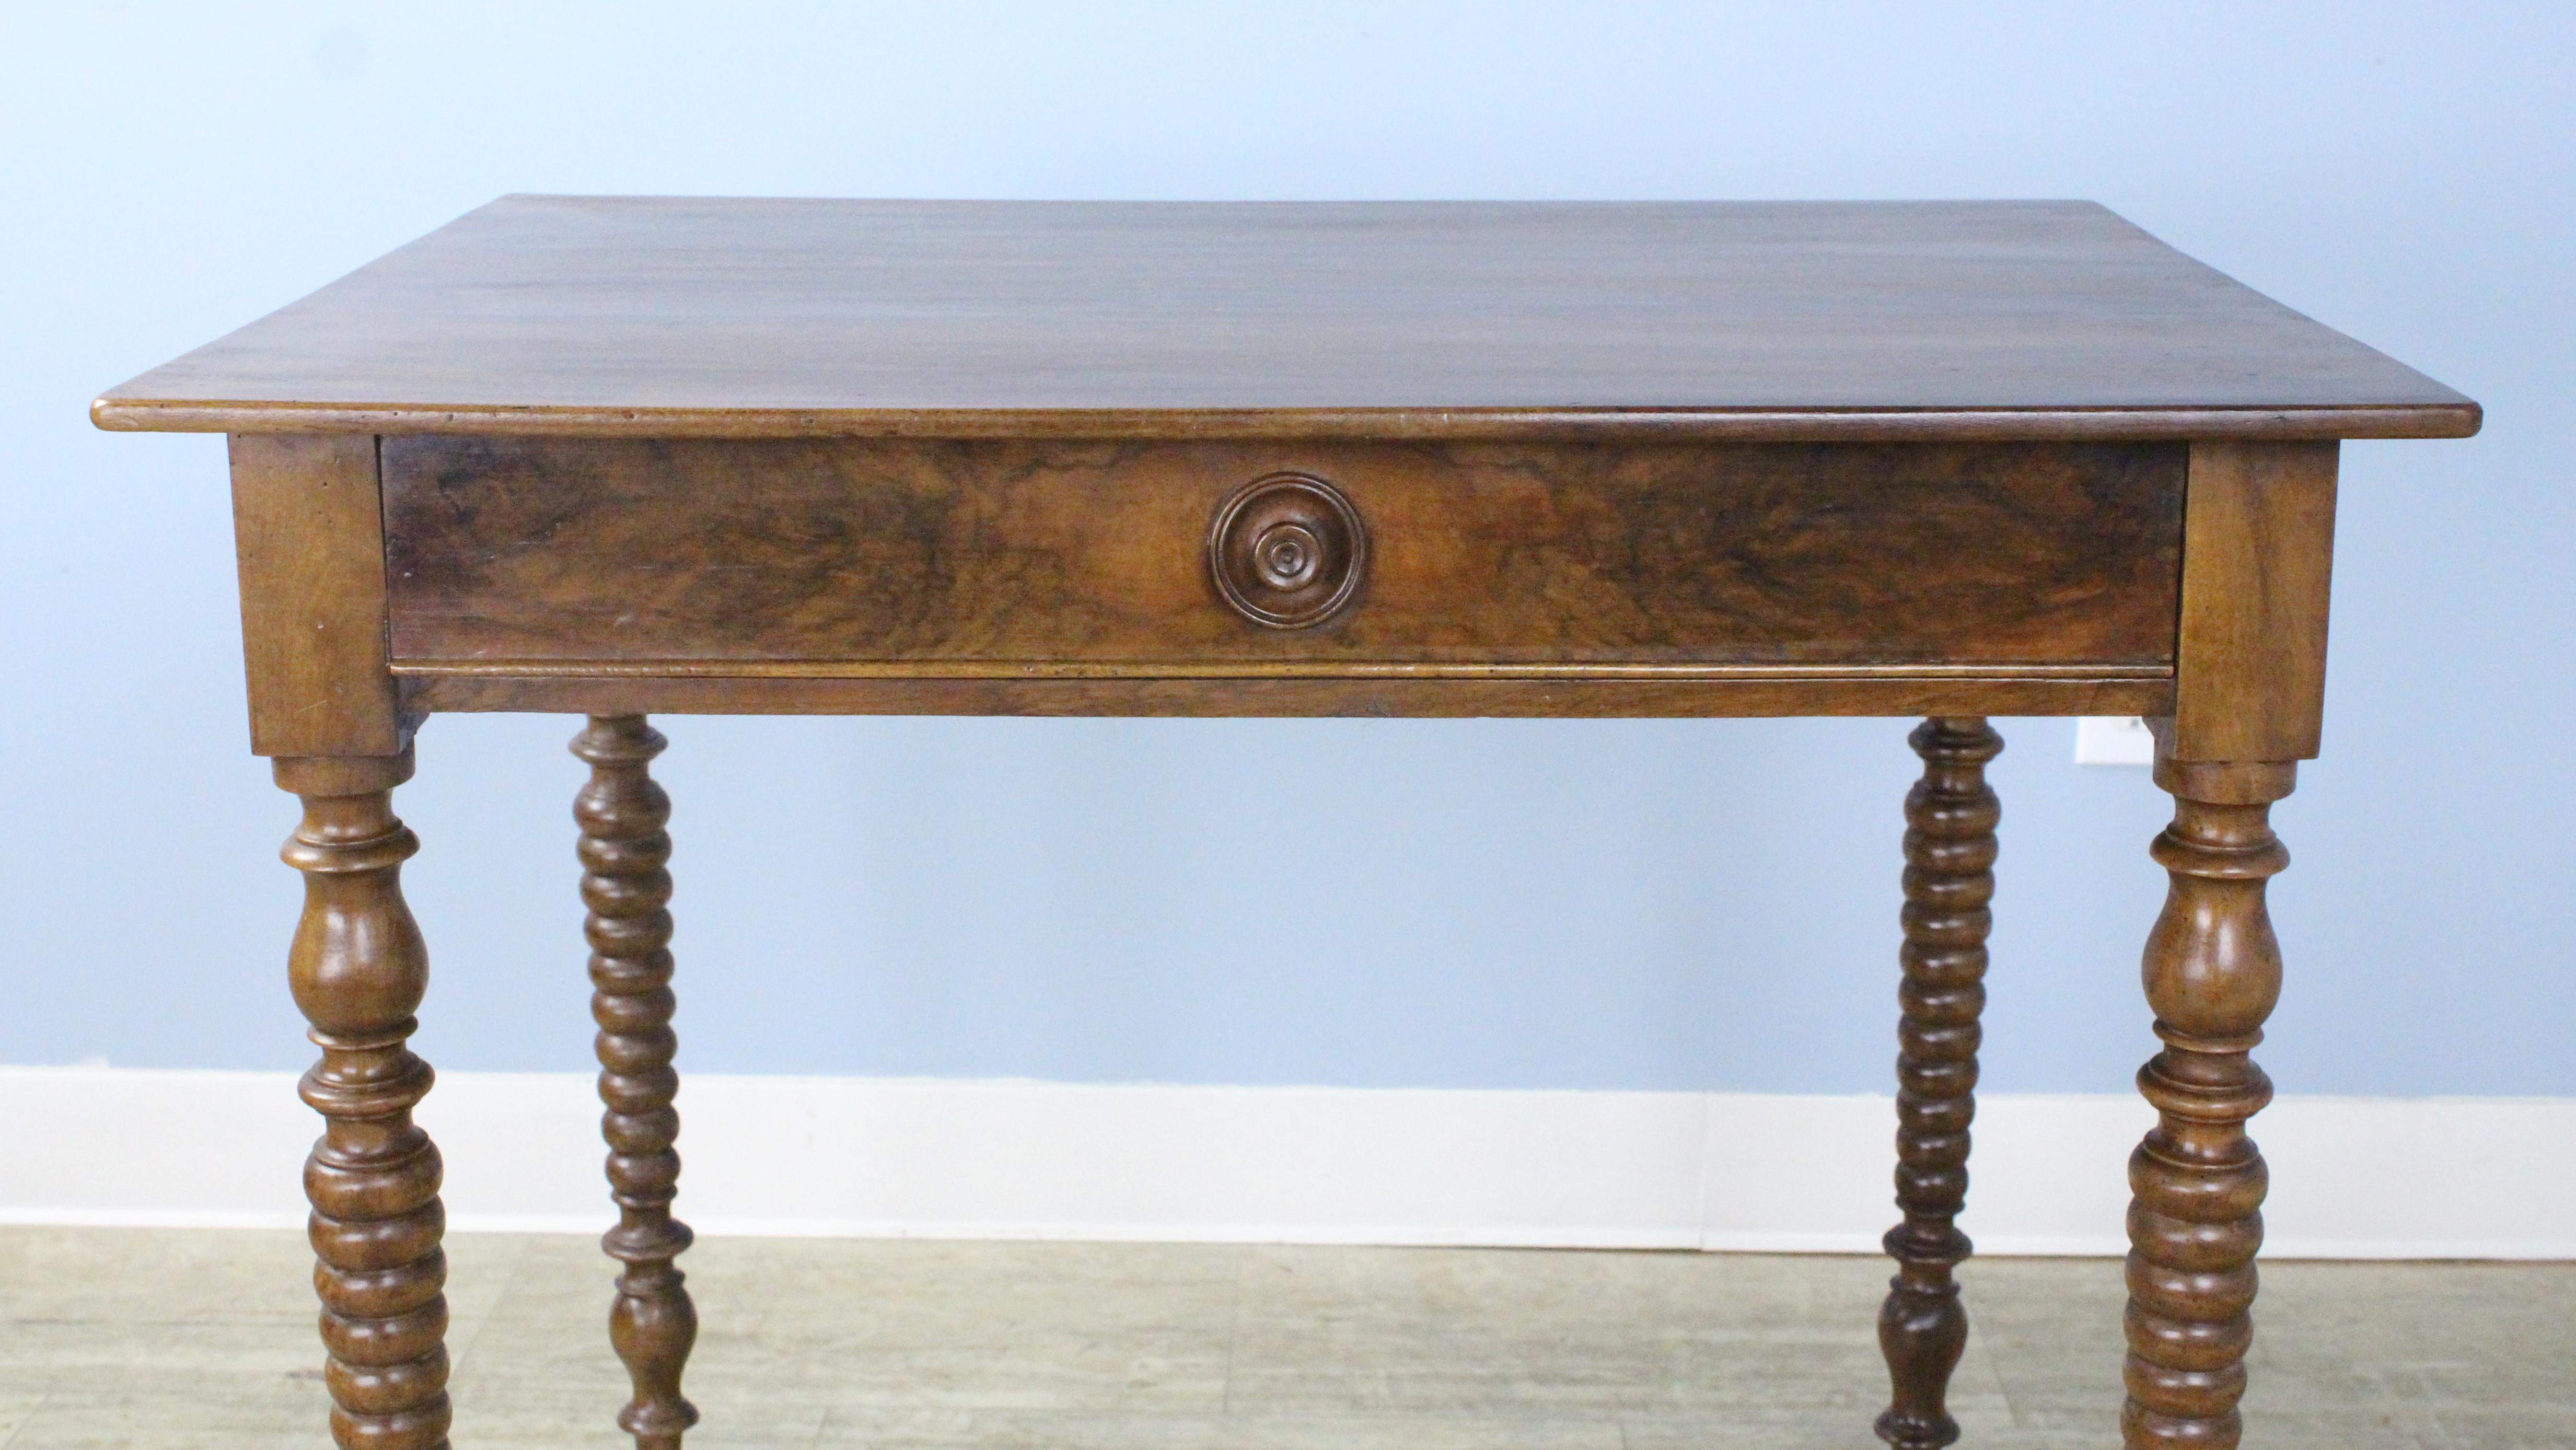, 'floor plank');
0,1228,2566,1449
